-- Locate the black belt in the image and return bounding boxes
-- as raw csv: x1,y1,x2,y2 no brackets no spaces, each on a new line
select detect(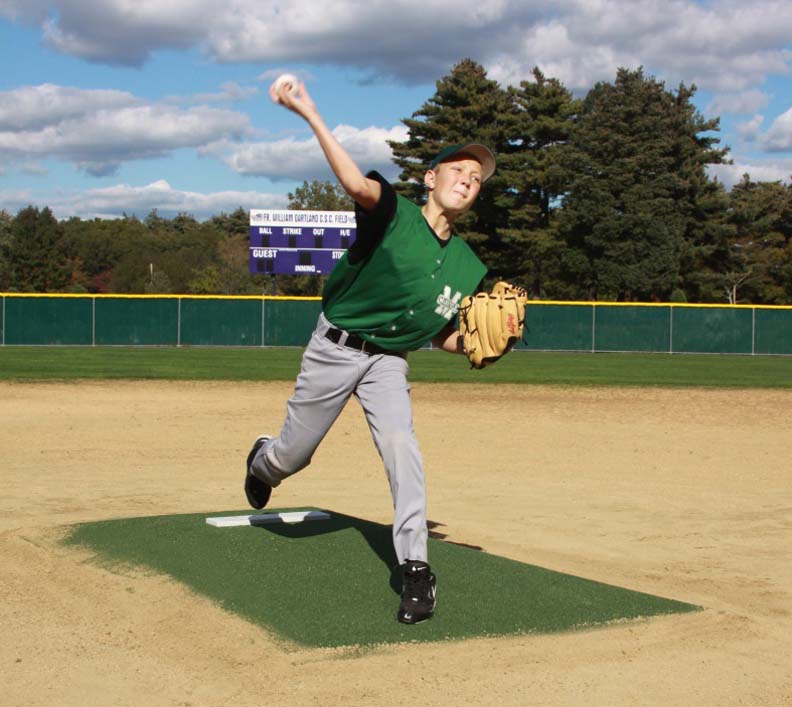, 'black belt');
324,327,404,357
